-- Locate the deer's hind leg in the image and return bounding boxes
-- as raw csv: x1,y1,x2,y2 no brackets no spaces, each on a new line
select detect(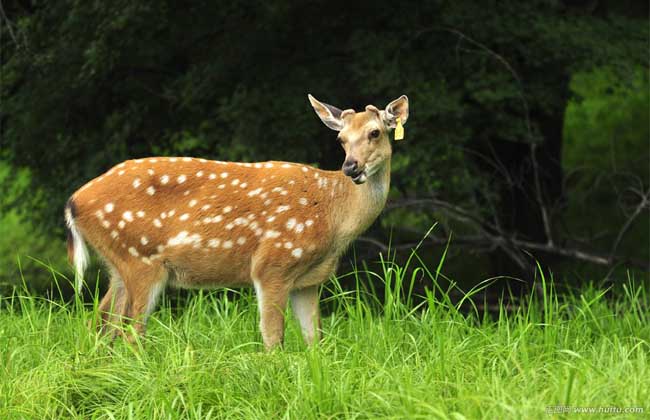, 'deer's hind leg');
119,263,168,340
95,264,129,337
